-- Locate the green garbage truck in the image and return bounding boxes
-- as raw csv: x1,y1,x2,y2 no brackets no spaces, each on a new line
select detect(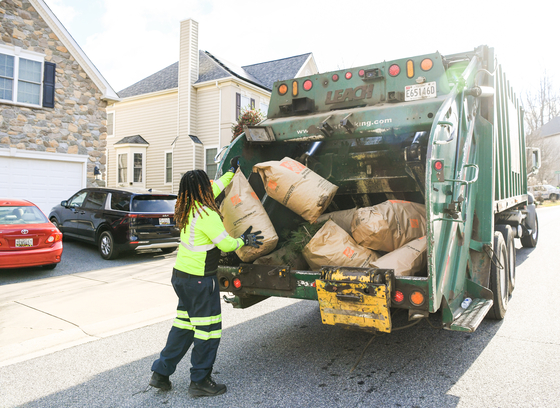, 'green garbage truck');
215,45,540,333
